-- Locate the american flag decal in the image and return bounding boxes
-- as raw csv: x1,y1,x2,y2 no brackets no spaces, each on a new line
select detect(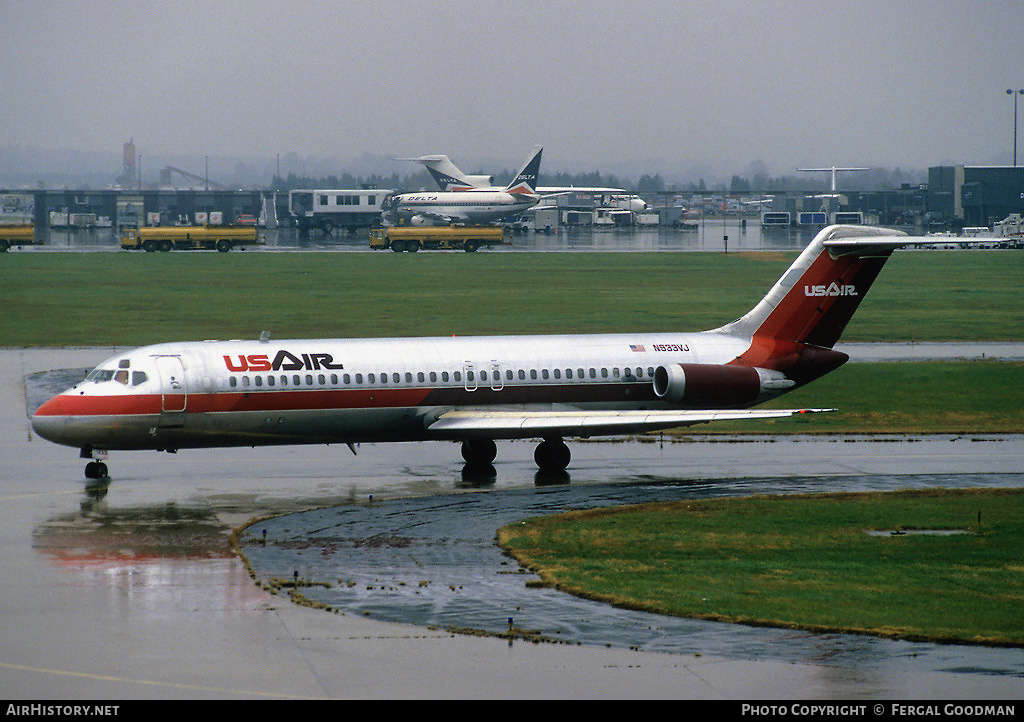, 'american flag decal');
630,344,645,352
